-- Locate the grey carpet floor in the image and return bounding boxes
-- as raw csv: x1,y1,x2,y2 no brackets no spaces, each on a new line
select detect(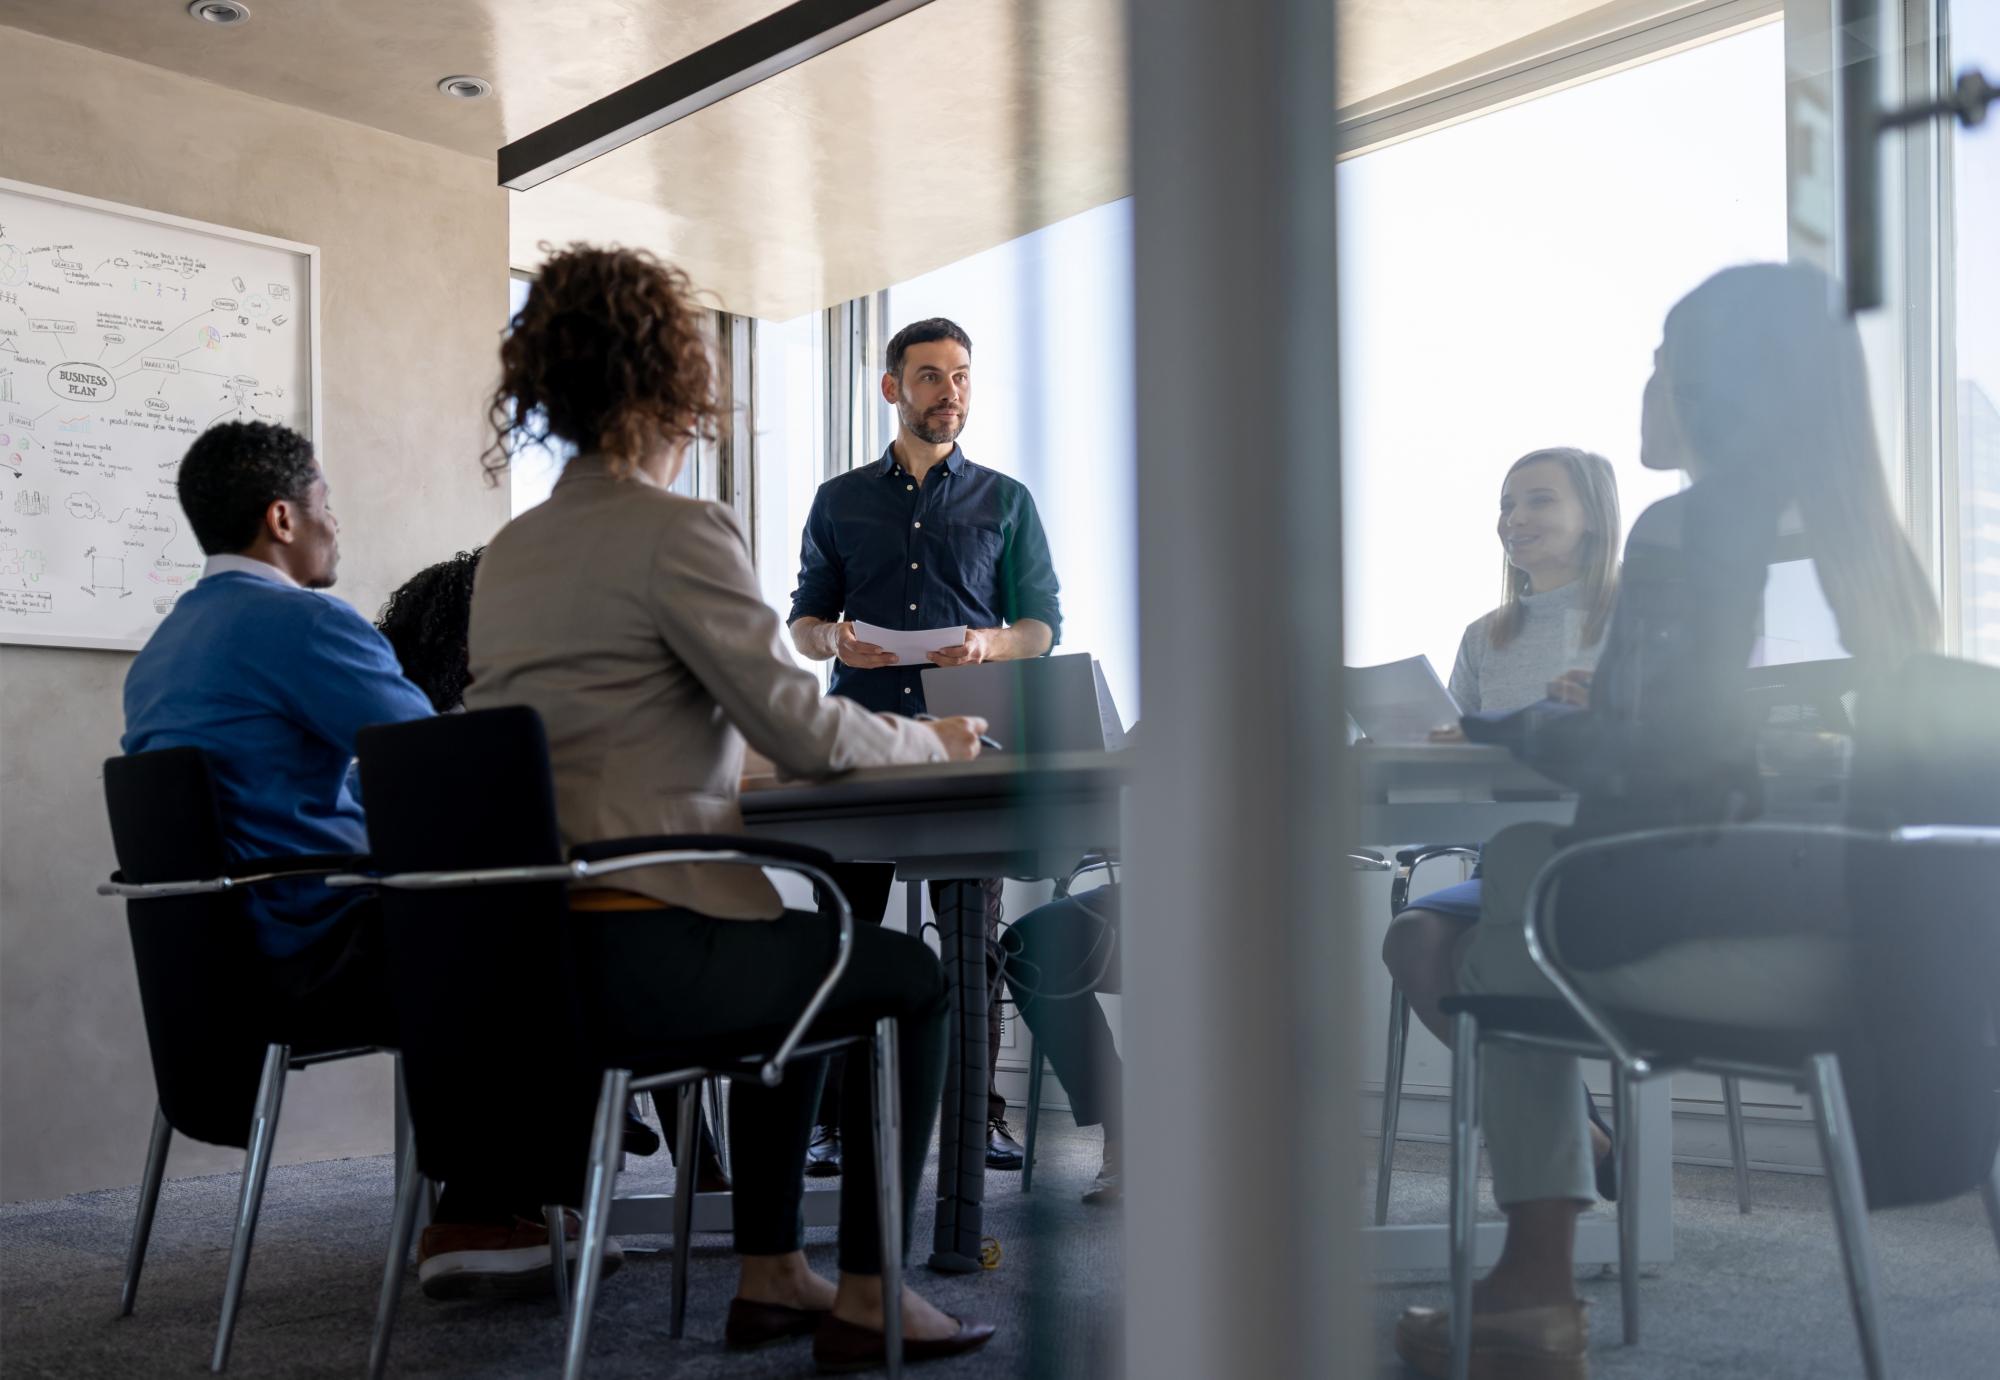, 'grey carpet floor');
0,1116,1119,1379
1366,1140,2000,1379
5,1119,1997,1378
